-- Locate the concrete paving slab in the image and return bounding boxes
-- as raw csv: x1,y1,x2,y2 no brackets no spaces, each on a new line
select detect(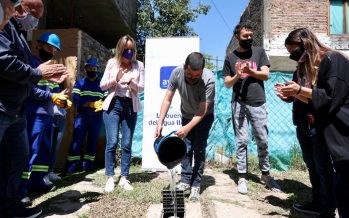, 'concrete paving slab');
210,200,262,218
147,202,202,218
